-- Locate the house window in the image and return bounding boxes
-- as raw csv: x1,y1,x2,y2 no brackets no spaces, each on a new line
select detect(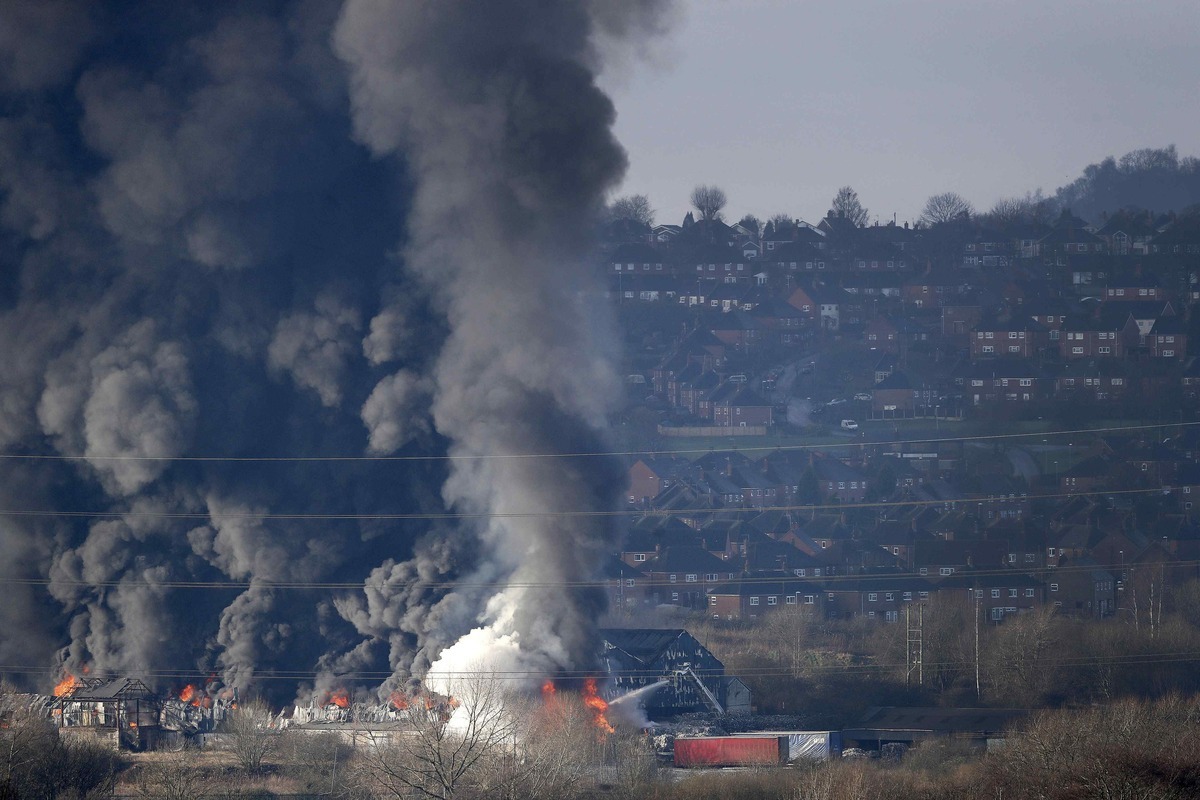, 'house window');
634,554,646,562
868,593,878,602
1072,347,1084,354
1020,378,1032,387
1098,347,1110,354
768,596,778,605
919,591,930,599
903,592,912,601
1009,589,1018,598
625,579,635,587
939,567,954,576
804,595,815,604
786,595,798,605
749,597,760,606
1025,588,1035,597
885,593,895,602
669,574,677,583
868,611,876,619
1164,350,1175,357
920,567,929,575
710,596,717,605
706,573,718,581
1050,583,1059,592
885,610,899,622
685,574,698,583
991,589,1001,598
671,592,678,601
